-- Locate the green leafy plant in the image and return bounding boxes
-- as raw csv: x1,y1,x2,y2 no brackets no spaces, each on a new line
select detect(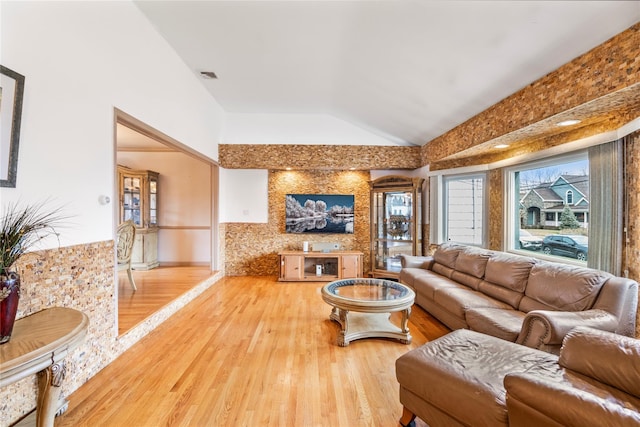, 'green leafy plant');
0,201,67,273
559,205,581,230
